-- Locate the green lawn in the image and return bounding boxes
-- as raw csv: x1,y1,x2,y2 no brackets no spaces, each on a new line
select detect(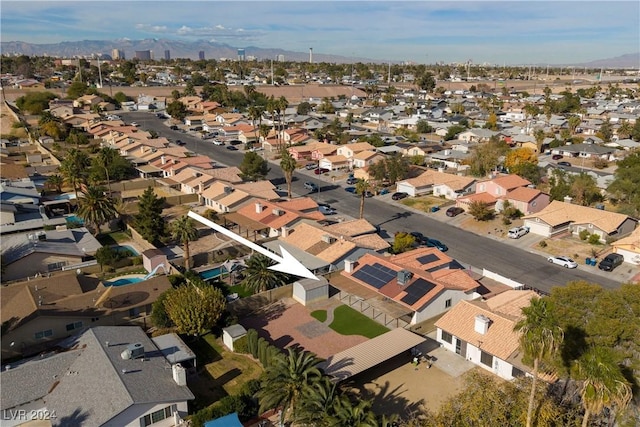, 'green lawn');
329,305,389,338
310,309,328,323
227,283,253,298
97,231,131,246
